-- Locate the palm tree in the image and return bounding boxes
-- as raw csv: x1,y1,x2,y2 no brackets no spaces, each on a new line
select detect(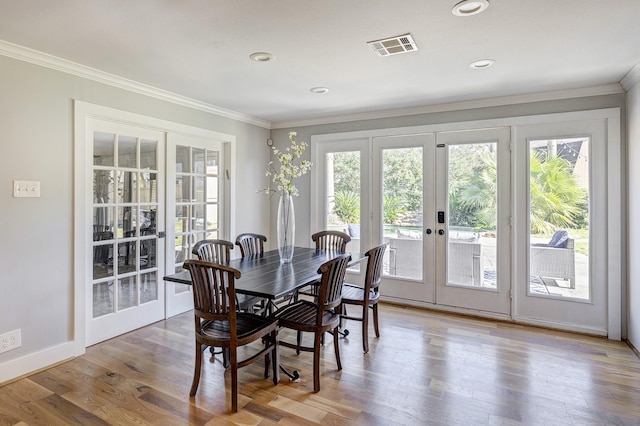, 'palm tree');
454,149,586,235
